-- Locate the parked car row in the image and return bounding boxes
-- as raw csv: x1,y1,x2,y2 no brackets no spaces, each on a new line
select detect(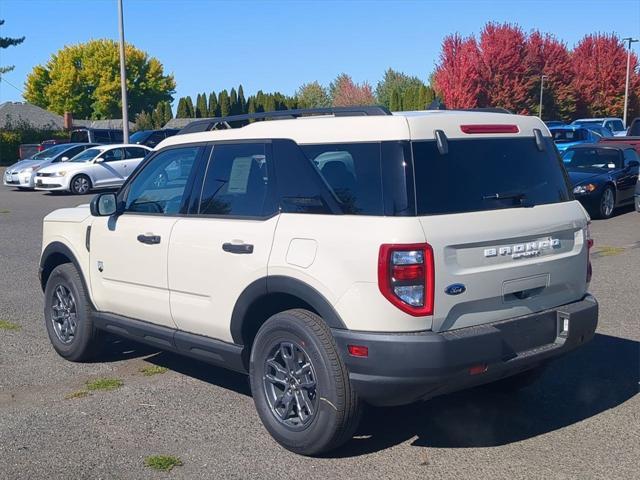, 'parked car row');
5,129,180,194
545,117,628,137
4,143,151,194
